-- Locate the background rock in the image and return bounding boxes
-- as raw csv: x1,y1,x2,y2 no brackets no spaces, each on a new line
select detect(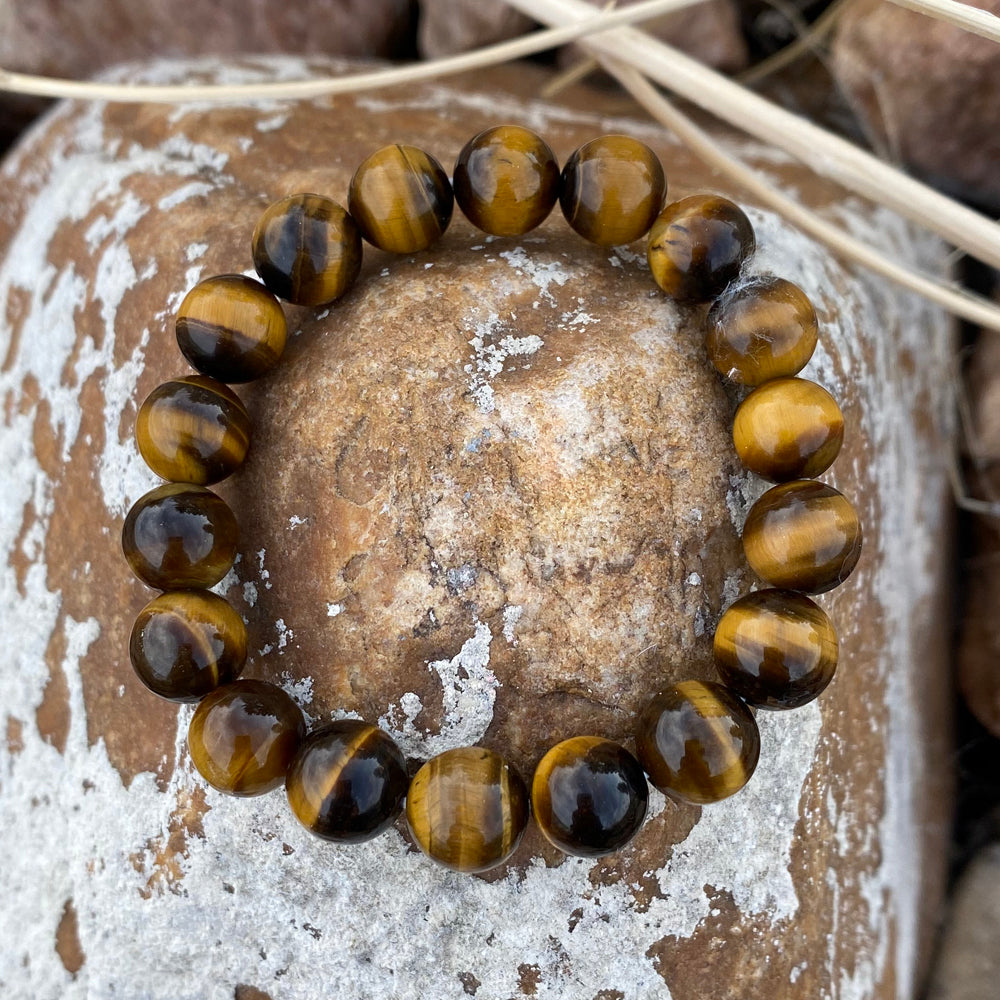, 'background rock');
0,56,952,999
